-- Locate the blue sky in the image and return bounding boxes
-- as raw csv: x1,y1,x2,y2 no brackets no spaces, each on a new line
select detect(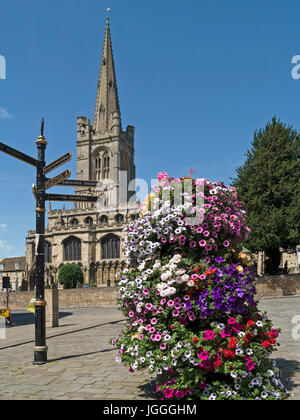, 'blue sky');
1,0,300,258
